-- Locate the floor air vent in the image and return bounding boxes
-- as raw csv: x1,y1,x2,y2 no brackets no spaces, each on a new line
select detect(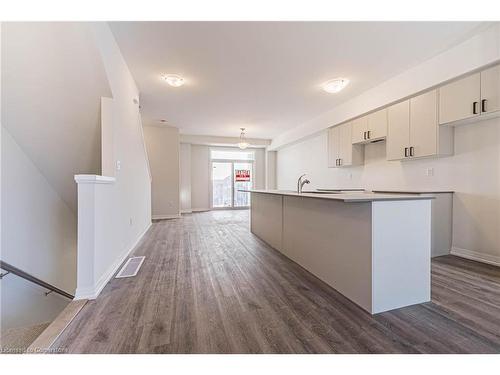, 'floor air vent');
115,256,145,278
